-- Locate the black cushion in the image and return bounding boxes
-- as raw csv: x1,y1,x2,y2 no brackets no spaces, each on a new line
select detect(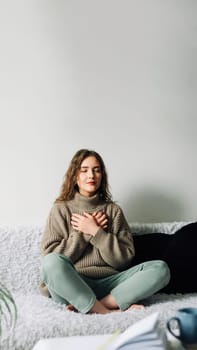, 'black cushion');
132,222,197,293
